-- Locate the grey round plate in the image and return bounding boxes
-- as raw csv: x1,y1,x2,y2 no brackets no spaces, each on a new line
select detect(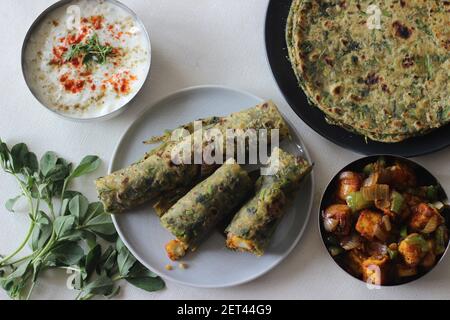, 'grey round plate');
110,85,314,288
